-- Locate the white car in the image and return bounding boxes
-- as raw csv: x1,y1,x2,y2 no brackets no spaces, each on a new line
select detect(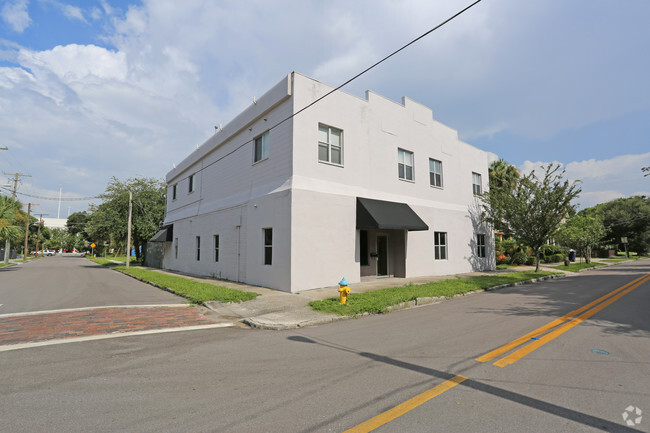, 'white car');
43,249,56,256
